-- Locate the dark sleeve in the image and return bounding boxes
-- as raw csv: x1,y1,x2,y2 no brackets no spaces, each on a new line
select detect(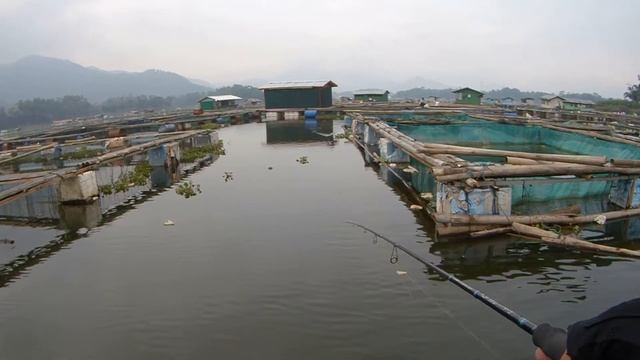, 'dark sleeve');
567,298,640,360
